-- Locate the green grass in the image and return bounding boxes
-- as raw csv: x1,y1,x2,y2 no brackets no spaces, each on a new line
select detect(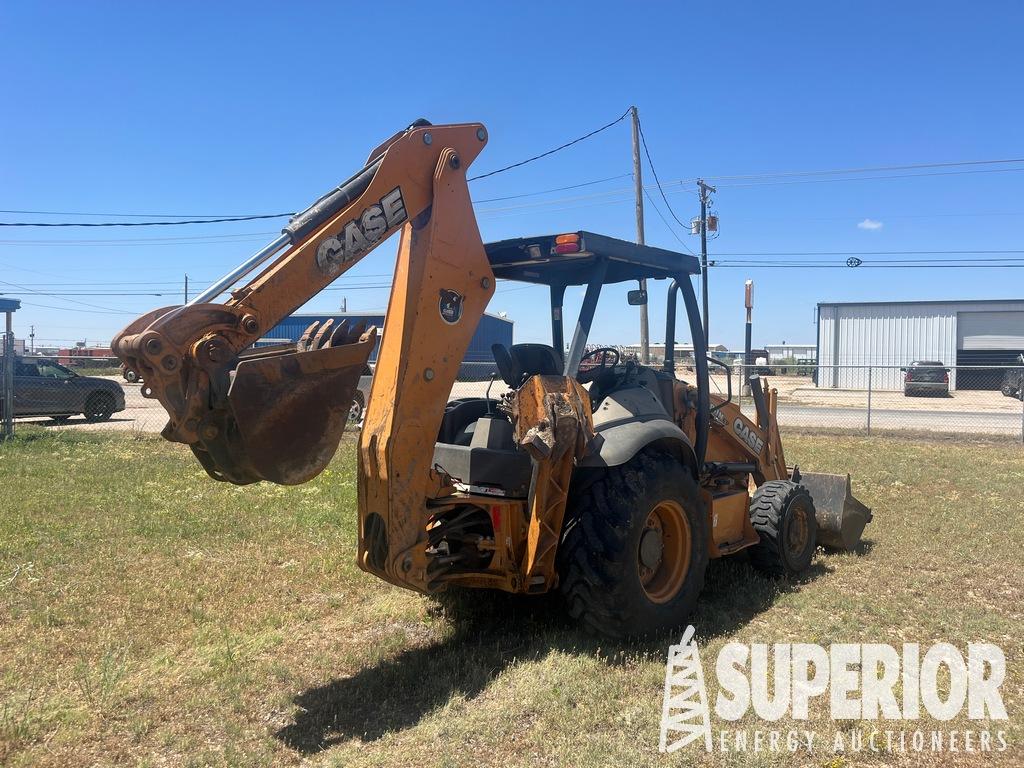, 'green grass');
1,428,1021,766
